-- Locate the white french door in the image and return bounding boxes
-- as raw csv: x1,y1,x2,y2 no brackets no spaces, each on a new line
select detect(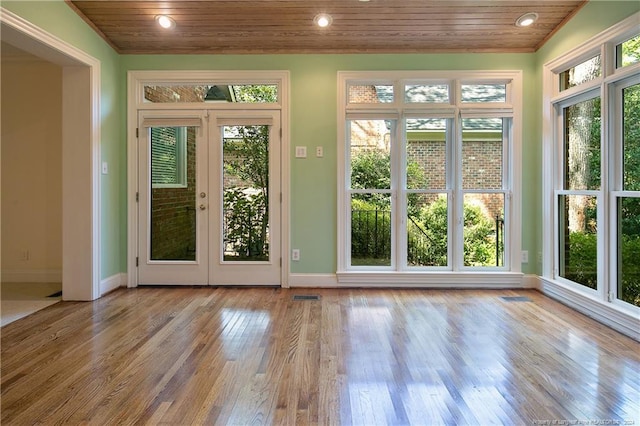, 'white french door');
137,110,281,286
209,111,281,285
